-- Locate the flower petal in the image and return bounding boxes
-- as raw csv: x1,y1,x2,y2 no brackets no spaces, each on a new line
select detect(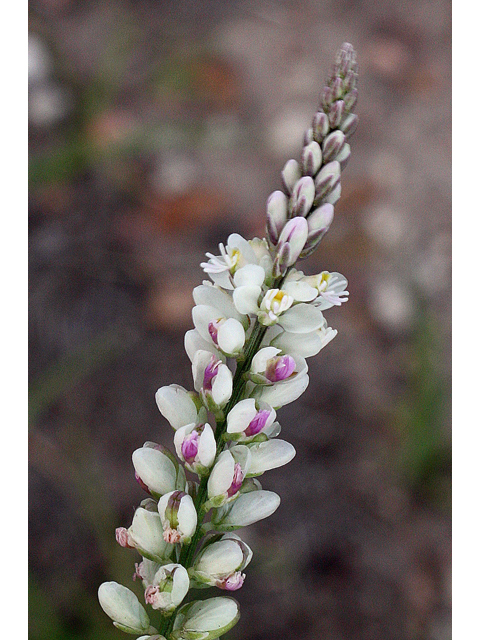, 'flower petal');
278,304,325,333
